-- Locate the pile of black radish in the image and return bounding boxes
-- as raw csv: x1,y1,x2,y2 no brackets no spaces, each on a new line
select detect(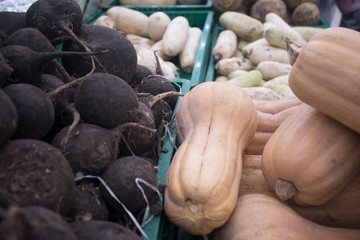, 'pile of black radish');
0,0,185,239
